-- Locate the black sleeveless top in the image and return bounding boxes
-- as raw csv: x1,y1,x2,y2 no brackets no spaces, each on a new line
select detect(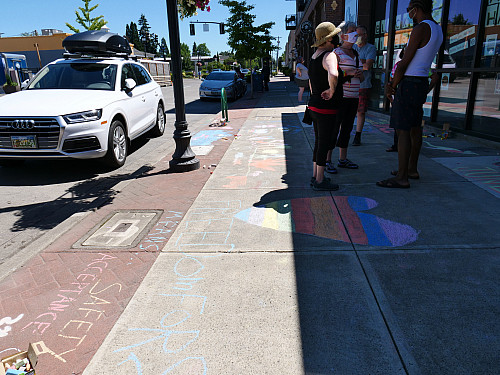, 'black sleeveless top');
308,51,343,110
